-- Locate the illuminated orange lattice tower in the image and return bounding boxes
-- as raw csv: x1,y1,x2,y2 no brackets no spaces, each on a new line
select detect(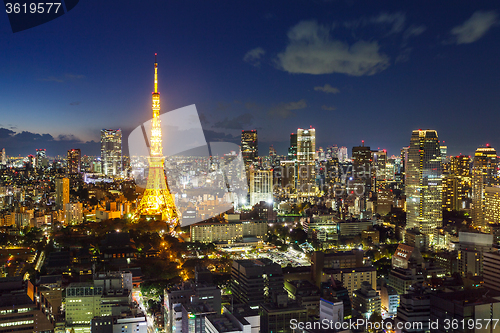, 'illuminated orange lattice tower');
133,54,179,229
